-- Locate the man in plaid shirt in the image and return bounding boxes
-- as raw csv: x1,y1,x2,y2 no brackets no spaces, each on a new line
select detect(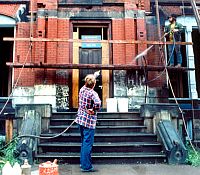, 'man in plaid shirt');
75,74,101,172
